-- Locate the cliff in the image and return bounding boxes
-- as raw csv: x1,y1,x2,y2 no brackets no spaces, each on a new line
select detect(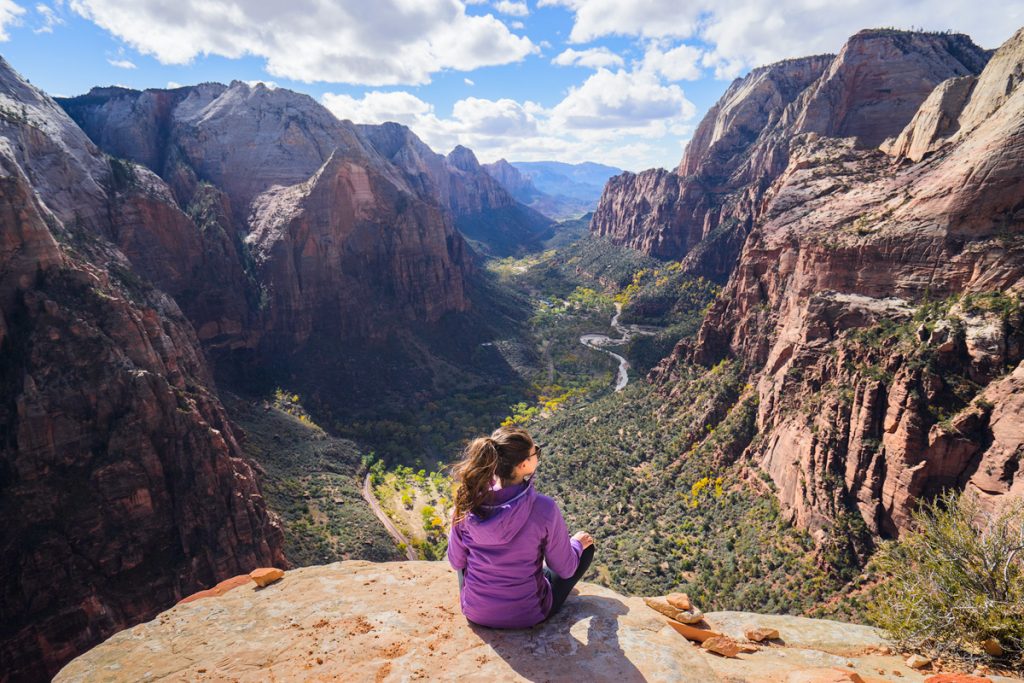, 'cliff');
653,27,1024,540
0,59,284,681
56,561,1012,683
591,29,991,283
358,125,553,255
